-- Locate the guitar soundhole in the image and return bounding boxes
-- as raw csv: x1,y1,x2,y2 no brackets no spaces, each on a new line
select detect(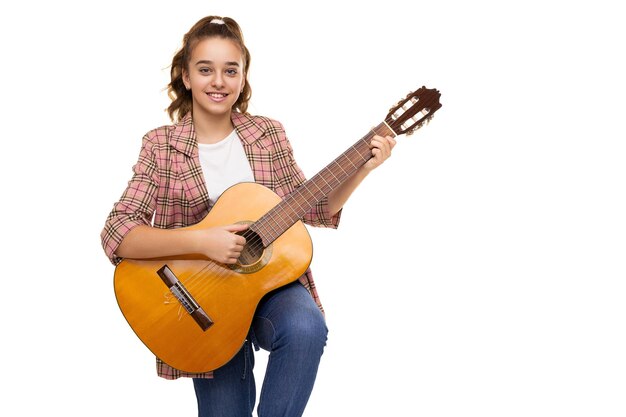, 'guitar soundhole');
230,226,273,274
